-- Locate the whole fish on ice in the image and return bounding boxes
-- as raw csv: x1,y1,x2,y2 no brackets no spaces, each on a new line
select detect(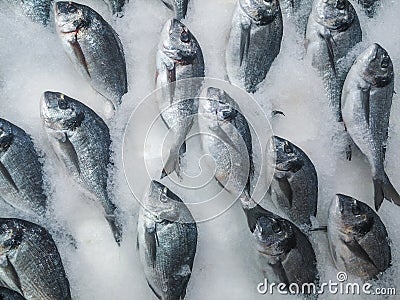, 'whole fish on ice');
342,43,400,210
0,218,71,300
159,0,190,19
267,136,318,228
0,118,47,216
41,91,122,244
198,87,254,197
54,1,127,110
328,194,391,280
306,0,362,121
156,18,204,178
226,0,283,93
253,209,319,291
138,180,197,300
